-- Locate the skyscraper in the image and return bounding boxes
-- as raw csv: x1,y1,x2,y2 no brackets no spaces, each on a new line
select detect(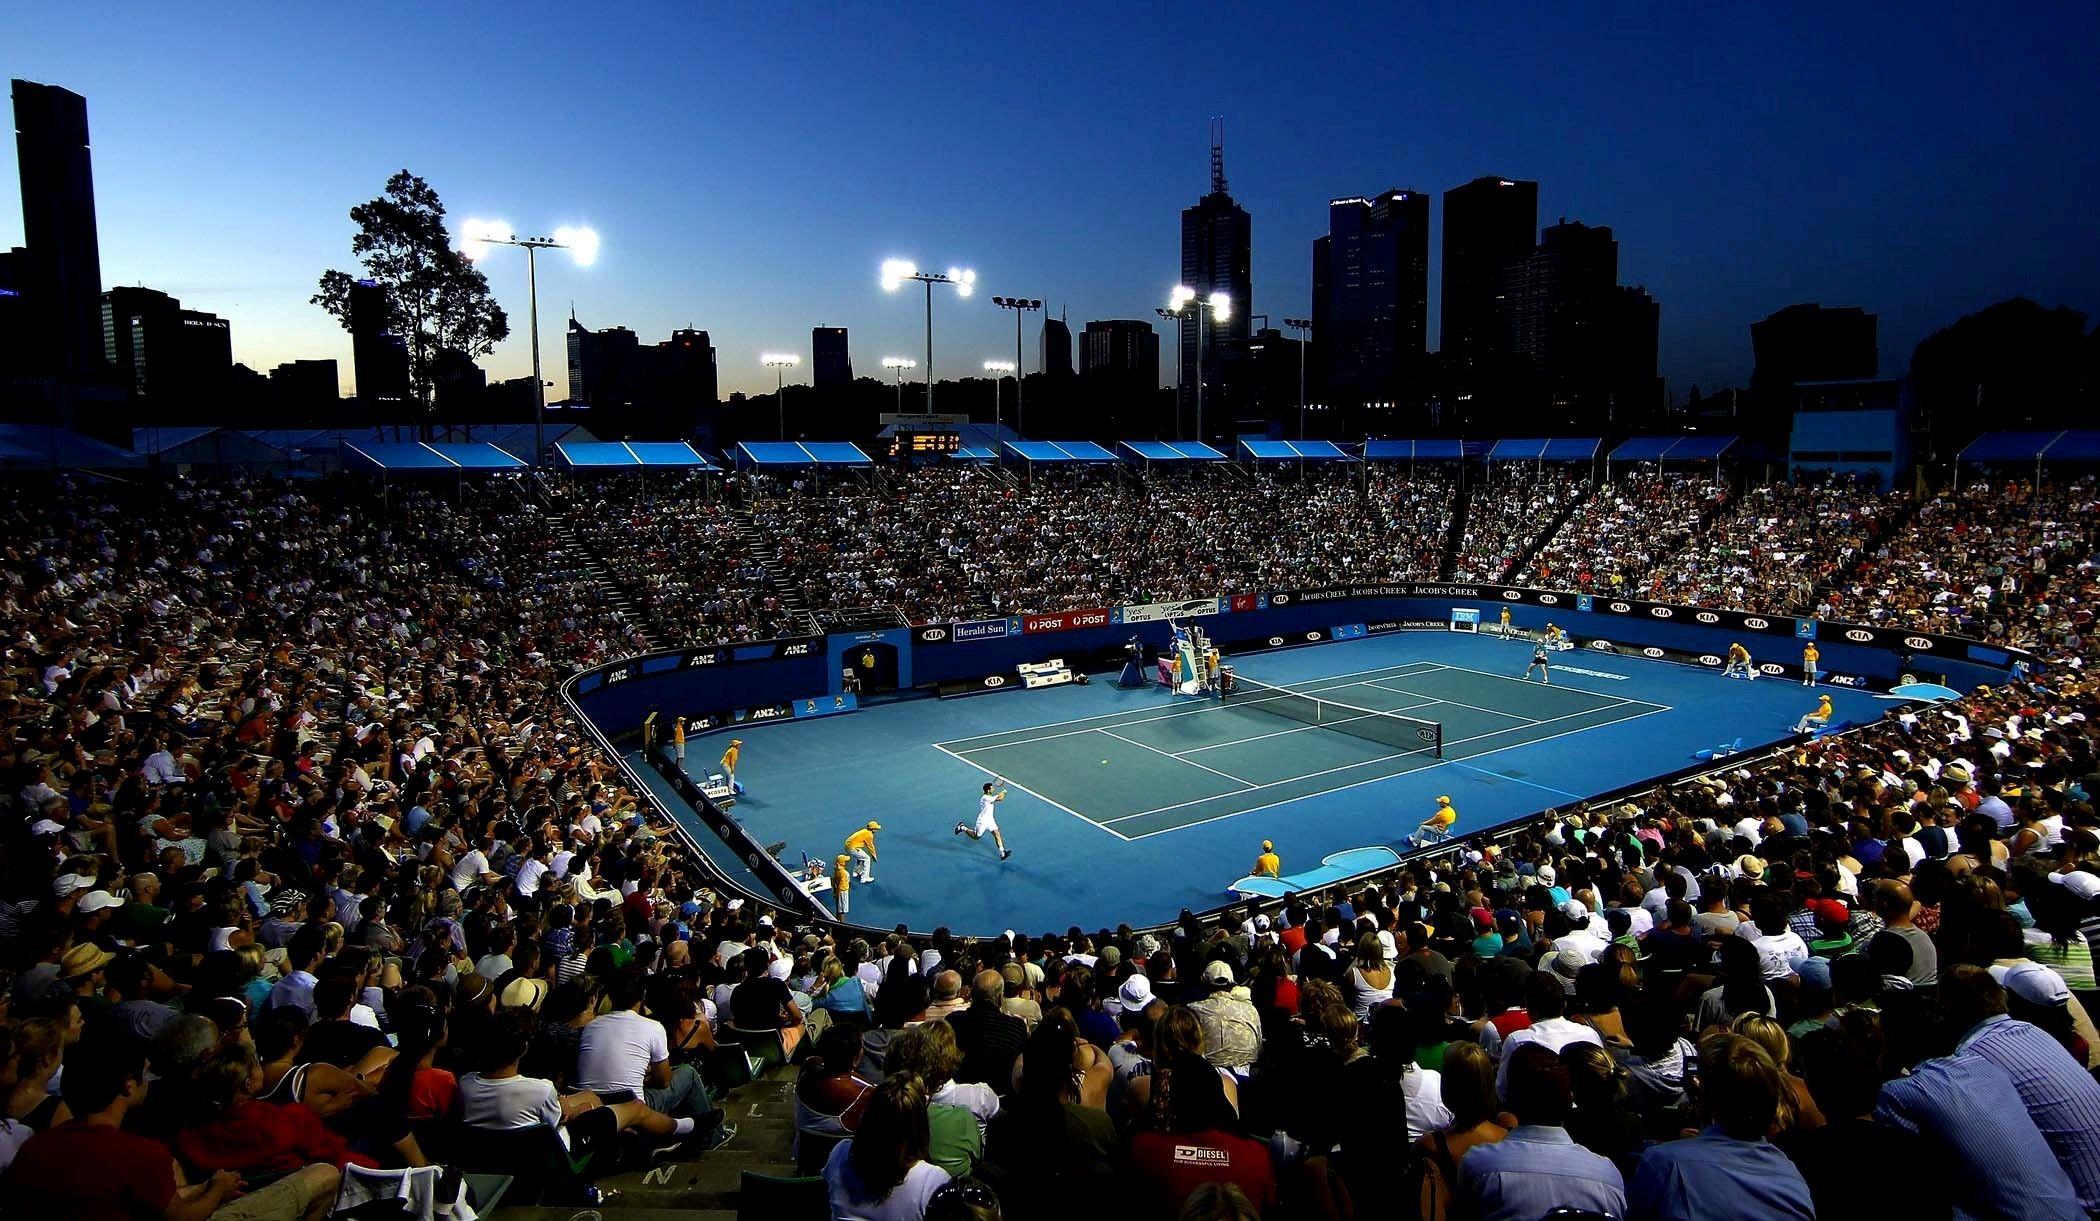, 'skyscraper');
566,314,717,436
1040,312,1072,378
12,79,105,381
1178,118,1251,437
1441,176,1538,363
1751,304,1877,413
1081,319,1162,437
1312,189,1430,411
1496,219,1619,372
349,280,411,407
812,325,851,391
